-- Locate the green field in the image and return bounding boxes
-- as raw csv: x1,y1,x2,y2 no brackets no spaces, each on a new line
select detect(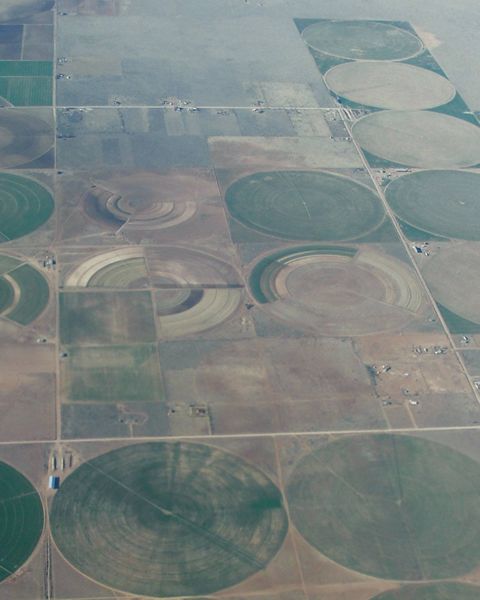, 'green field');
353,111,480,168
286,434,480,580
6,264,50,325
59,291,156,345
249,245,357,303
373,583,480,599
225,171,384,241
0,173,54,242
0,461,44,581
62,344,164,402
0,61,53,76
51,442,288,597
0,256,50,325
386,170,480,240
302,20,423,60
0,77,52,106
